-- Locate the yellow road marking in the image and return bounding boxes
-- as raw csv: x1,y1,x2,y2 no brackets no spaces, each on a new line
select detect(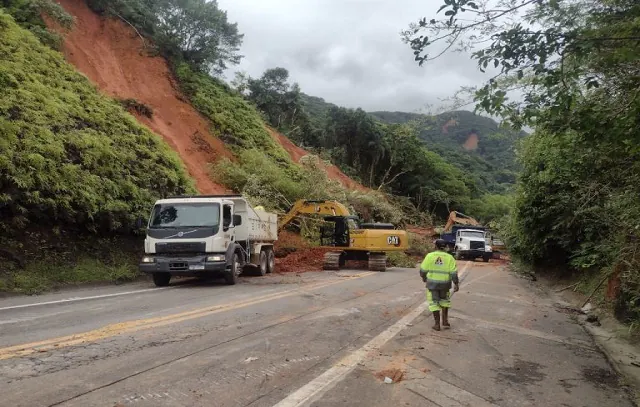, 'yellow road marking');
0,273,375,360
